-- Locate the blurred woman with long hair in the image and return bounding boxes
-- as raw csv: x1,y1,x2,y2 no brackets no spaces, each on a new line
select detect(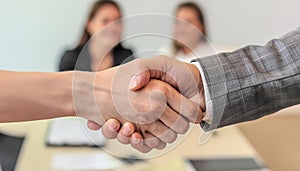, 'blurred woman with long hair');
59,0,134,71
